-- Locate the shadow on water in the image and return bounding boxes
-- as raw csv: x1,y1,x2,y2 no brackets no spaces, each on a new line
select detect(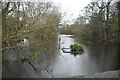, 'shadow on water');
70,53,81,57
